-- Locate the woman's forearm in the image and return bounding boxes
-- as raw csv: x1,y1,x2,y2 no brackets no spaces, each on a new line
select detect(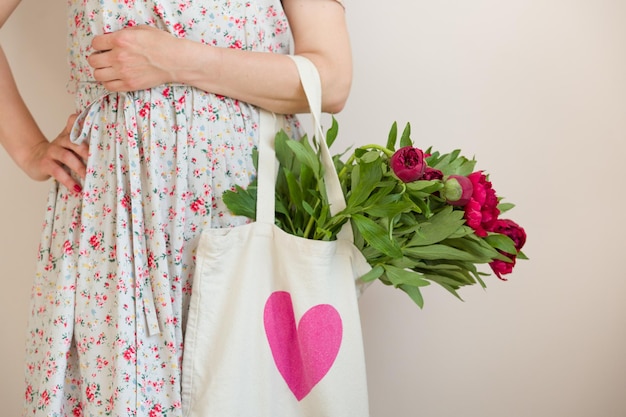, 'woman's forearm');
172,43,350,114
88,0,352,115
172,0,352,114
0,45,48,174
